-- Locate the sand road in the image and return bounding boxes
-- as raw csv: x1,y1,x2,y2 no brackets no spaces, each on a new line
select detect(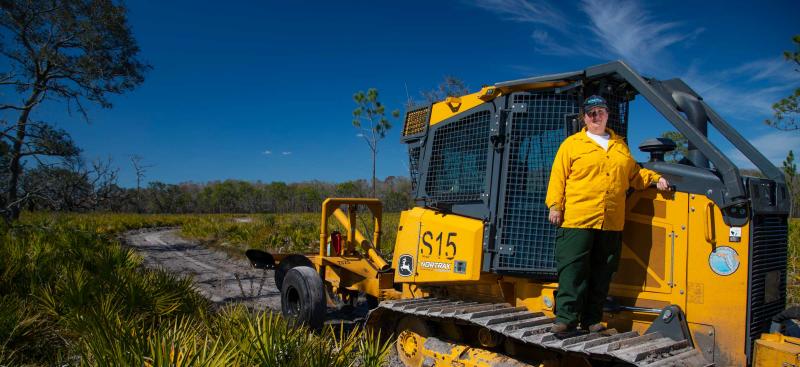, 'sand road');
123,228,282,310
122,228,403,366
